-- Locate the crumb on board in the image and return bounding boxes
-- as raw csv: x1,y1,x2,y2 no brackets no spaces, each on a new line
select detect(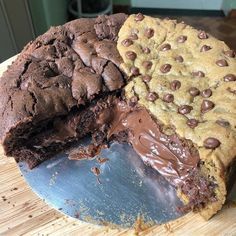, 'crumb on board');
91,166,101,176
97,157,109,164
